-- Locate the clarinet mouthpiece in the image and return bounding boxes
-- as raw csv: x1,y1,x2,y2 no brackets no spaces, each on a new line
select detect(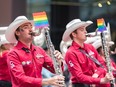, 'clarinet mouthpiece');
86,34,94,37
29,29,42,36
29,32,40,36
